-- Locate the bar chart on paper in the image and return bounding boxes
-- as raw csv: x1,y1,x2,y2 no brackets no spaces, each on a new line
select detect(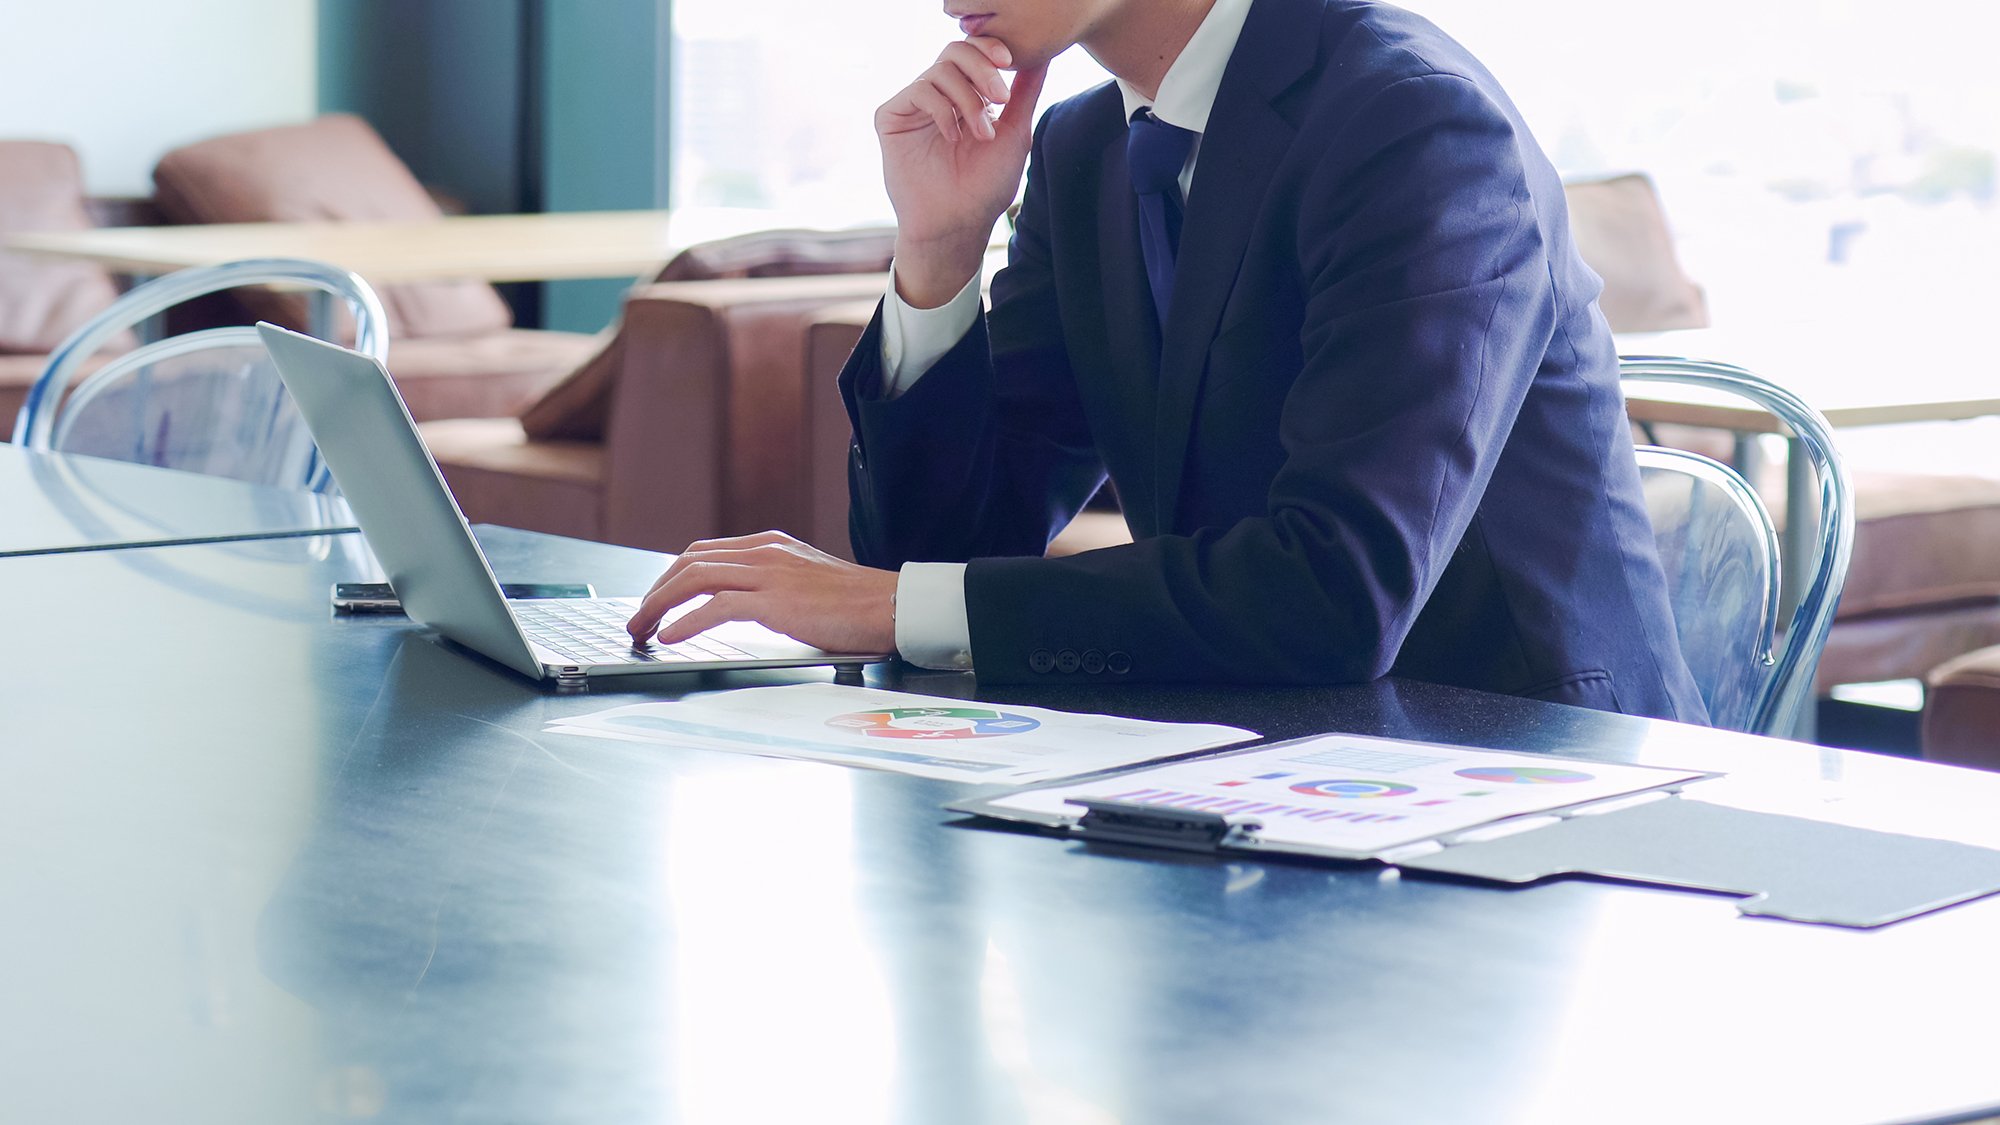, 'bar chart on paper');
1096,785,1414,825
